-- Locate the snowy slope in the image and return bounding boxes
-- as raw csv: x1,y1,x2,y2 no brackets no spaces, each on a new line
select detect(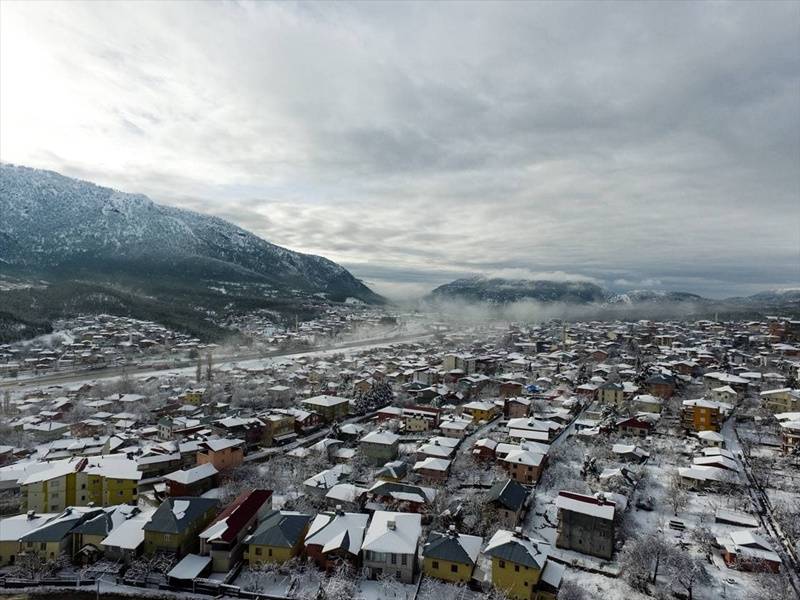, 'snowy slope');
0,164,382,304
